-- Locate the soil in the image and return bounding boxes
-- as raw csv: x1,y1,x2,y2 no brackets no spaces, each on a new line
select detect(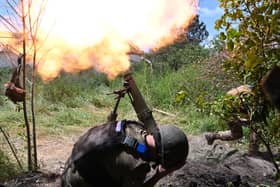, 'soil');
156,135,278,187
2,131,279,187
